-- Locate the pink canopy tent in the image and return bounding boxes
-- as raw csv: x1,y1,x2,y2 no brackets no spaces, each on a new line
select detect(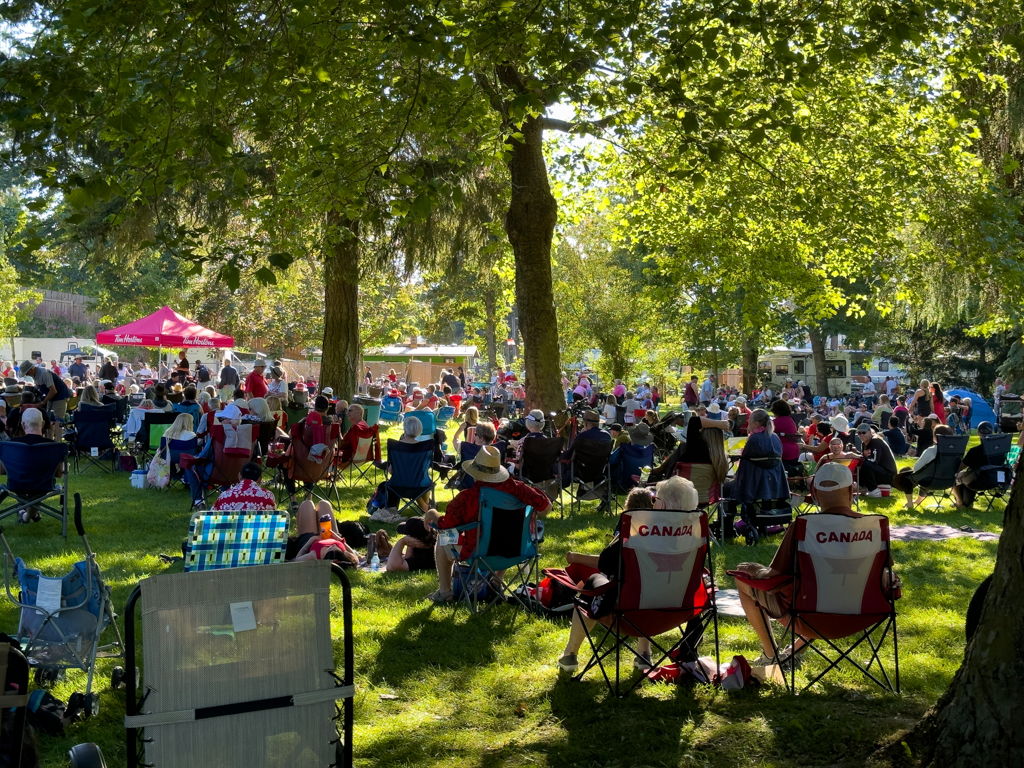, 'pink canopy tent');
97,306,233,370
